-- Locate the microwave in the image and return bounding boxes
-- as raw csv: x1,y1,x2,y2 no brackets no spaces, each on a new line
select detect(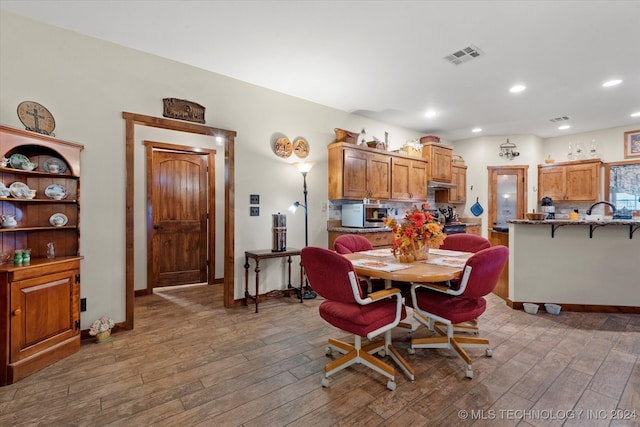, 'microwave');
341,203,390,228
